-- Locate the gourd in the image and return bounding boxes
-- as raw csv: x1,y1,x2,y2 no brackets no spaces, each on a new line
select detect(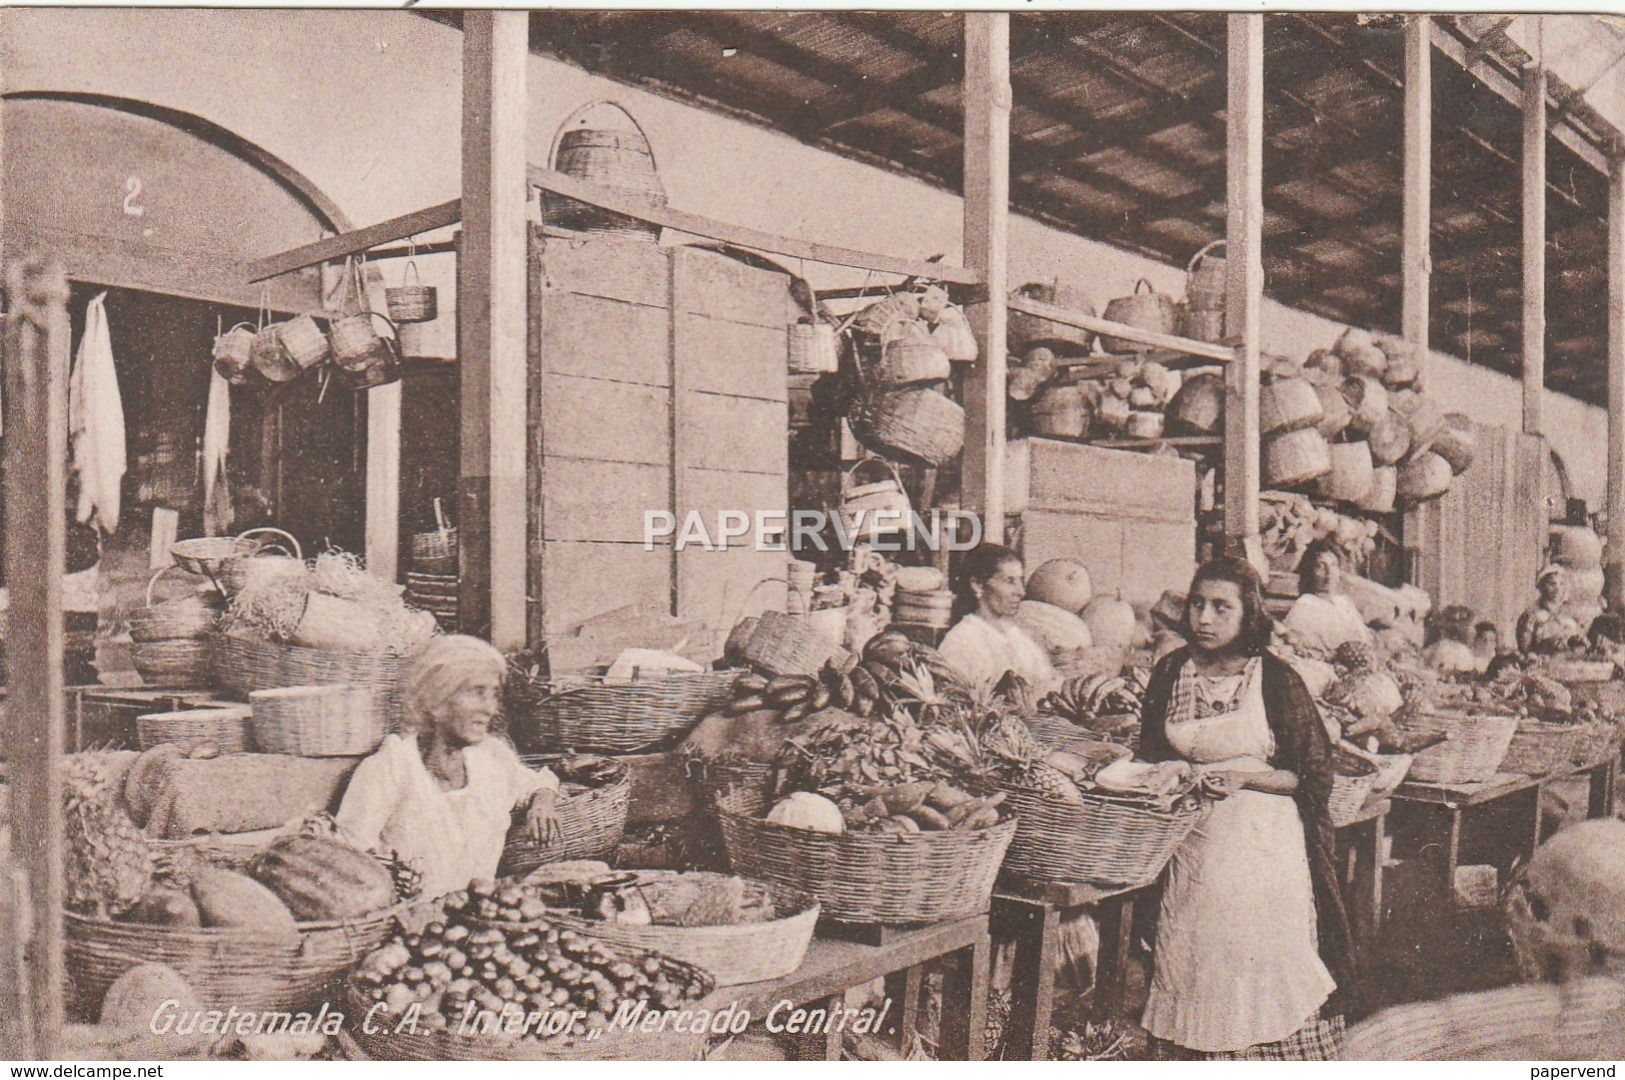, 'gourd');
766,792,845,834
101,963,202,1031
1015,600,1094,653
190,866,298,932
1025,558,1094,613
250,833,397,921
1081,595,1139,651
